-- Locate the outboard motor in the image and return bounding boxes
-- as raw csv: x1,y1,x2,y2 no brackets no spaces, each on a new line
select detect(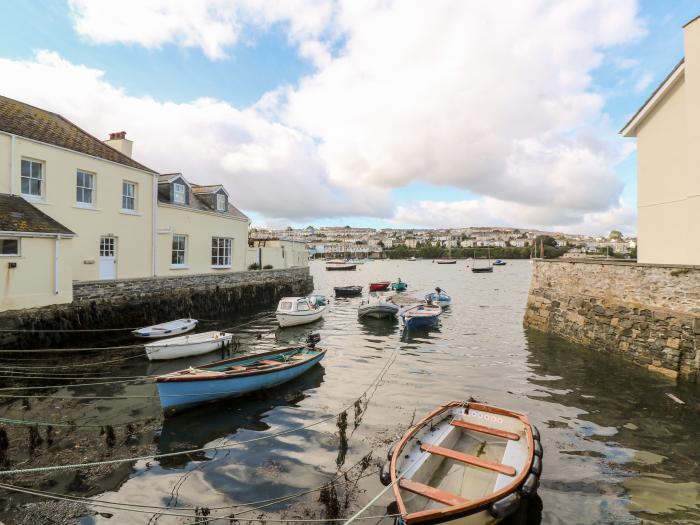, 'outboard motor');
306,333,321,348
